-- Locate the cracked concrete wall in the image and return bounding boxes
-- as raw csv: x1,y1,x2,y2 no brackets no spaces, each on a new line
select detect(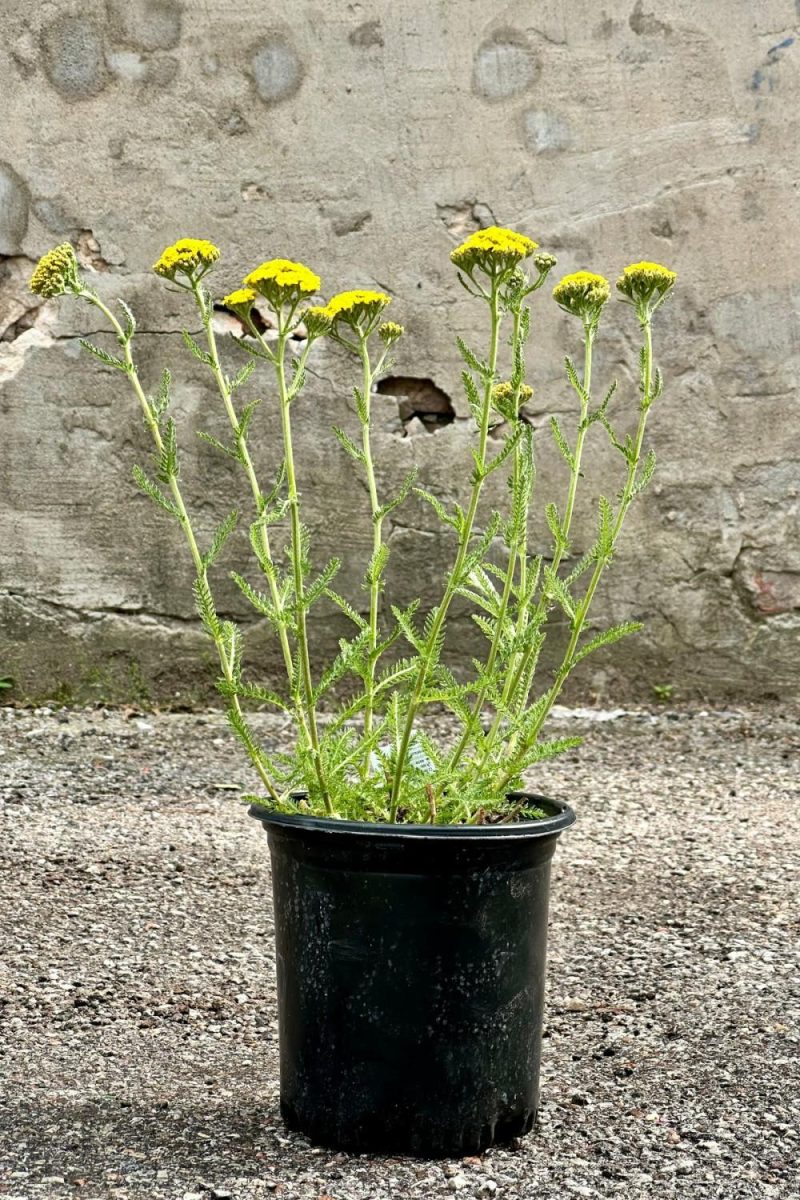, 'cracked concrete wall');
1,0,798,706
